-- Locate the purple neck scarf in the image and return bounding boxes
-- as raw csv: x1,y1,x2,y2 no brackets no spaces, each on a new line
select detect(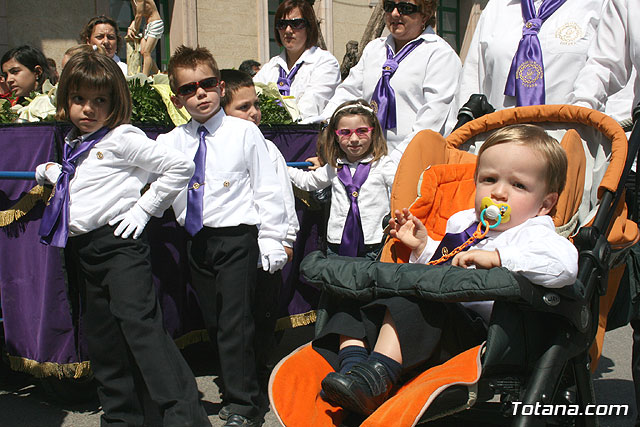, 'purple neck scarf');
504,0,567,106
184,125,208,236
429,222,481,264
277,62,304,96
371,38,423,130
337,162,371,257
39,127,110,248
